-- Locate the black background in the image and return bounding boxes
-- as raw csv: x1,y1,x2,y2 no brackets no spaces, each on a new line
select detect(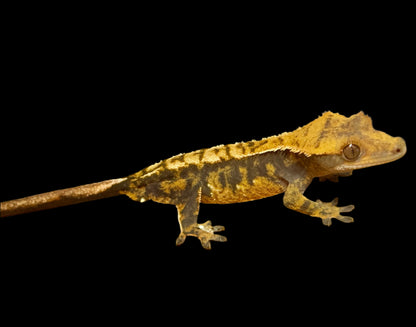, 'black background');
1,5,414,324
